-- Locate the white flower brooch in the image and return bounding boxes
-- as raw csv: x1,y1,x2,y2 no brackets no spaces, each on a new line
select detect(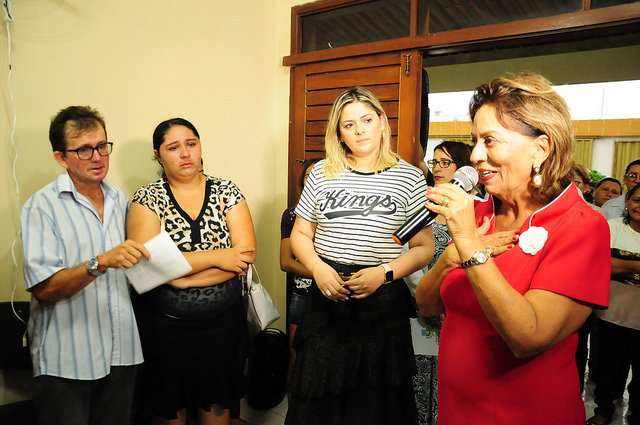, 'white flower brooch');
518,226,548,255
